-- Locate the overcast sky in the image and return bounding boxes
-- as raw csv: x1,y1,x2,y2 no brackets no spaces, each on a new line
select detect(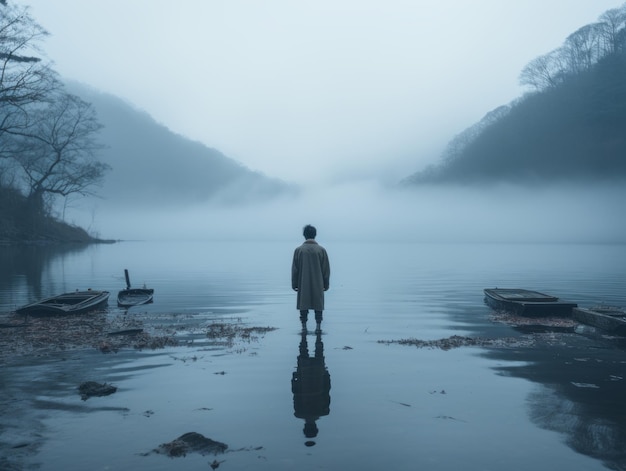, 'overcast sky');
24,0,622,185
